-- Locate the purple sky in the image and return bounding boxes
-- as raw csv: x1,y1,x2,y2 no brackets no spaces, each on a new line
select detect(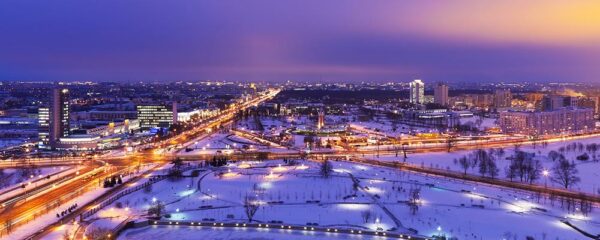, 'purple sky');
1,0,599,83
